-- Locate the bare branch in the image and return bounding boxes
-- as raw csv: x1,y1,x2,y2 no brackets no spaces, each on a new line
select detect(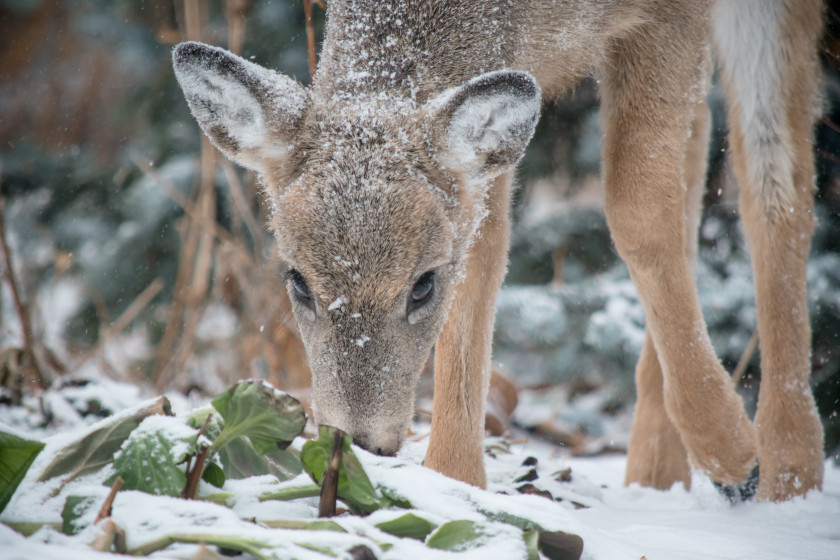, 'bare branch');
0,175,47,390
